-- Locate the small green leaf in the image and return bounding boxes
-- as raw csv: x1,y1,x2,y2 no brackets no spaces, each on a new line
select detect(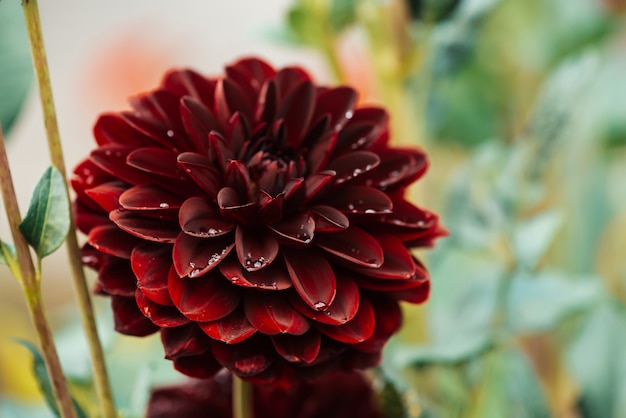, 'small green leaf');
512,210,563,269
19,166,70,259
14,339,88,418
0,239,20,278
